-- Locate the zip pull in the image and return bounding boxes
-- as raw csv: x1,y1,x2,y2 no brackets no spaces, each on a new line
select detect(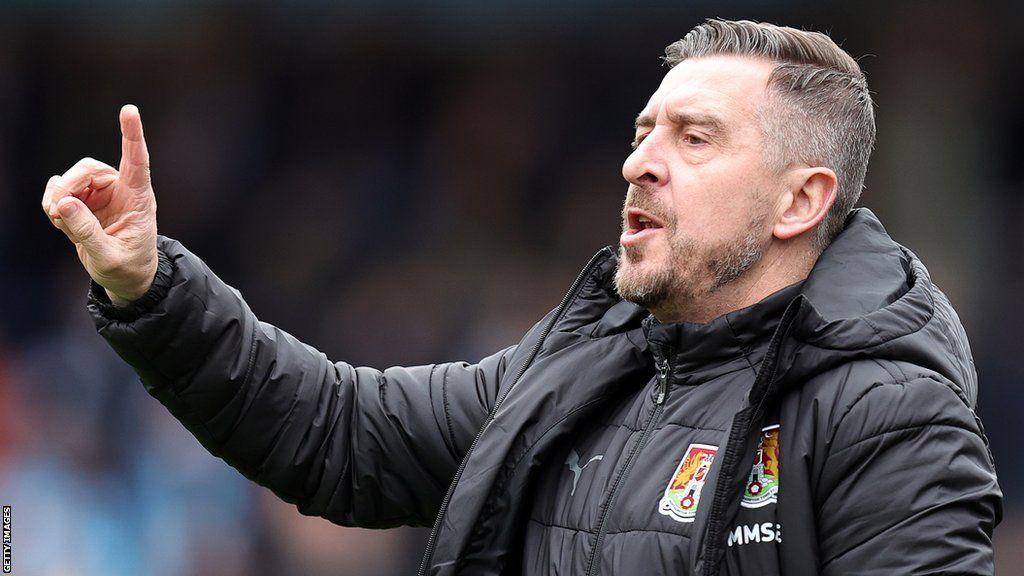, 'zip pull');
654,359,670,405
